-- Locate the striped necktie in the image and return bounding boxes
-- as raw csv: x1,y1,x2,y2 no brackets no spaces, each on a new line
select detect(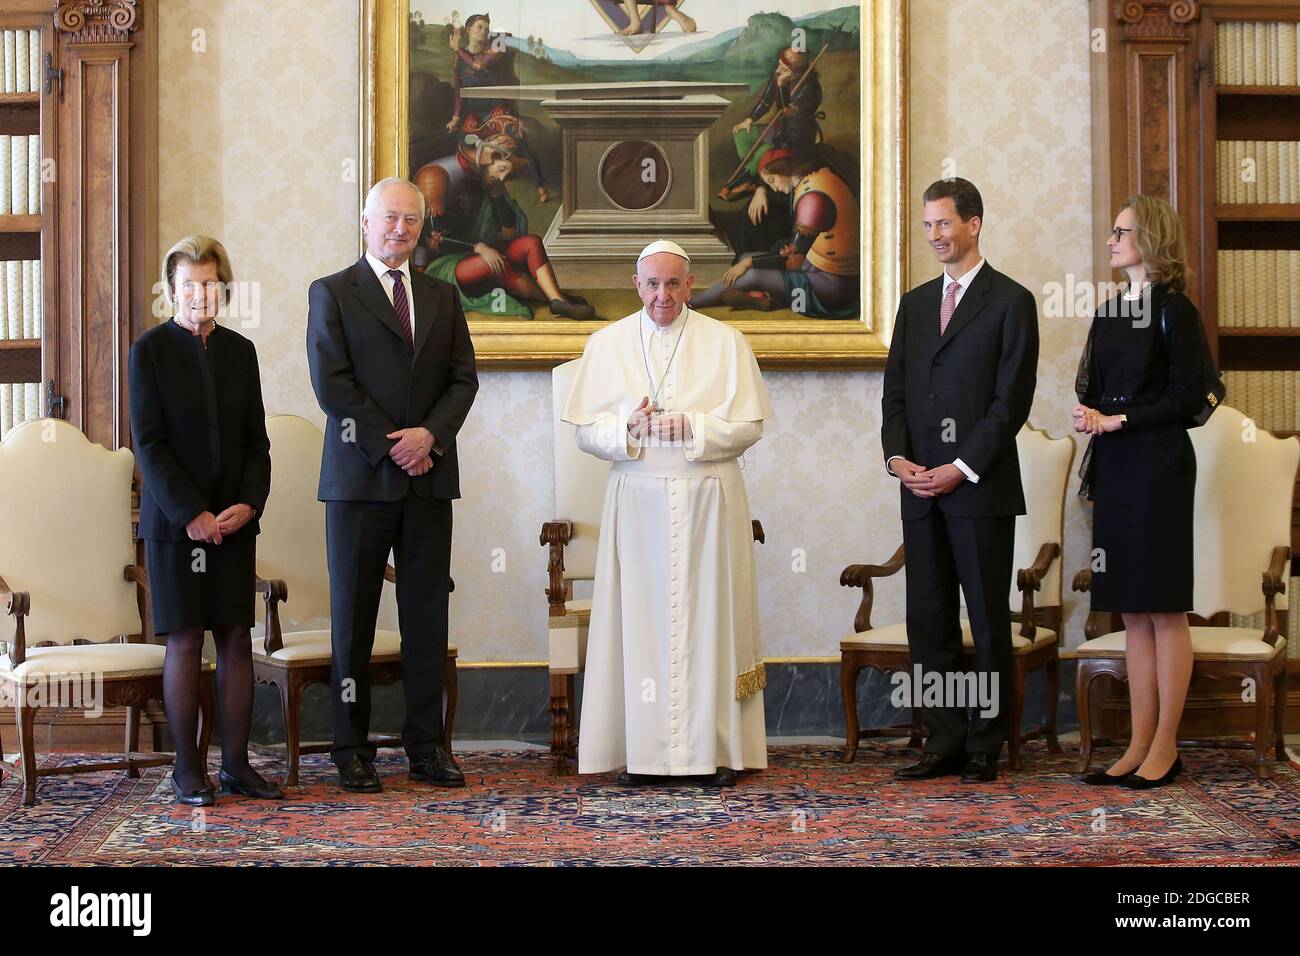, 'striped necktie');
387,269,414,351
